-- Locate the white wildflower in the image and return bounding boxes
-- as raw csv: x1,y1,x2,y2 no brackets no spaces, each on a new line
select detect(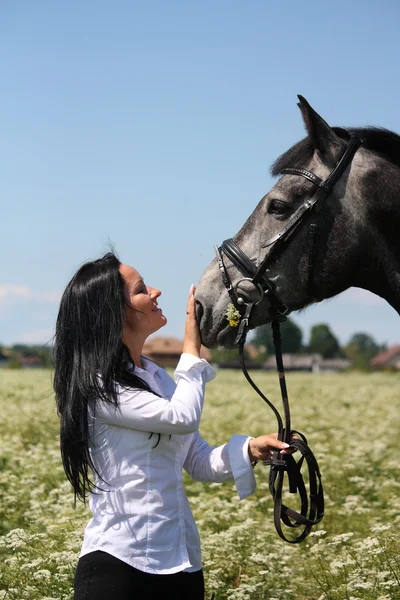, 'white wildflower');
330,532,355,544
370,524,391,532
33,569,52,580
382,580,398,588
350,581,374,590
359,536,379,549
309,529,327,537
